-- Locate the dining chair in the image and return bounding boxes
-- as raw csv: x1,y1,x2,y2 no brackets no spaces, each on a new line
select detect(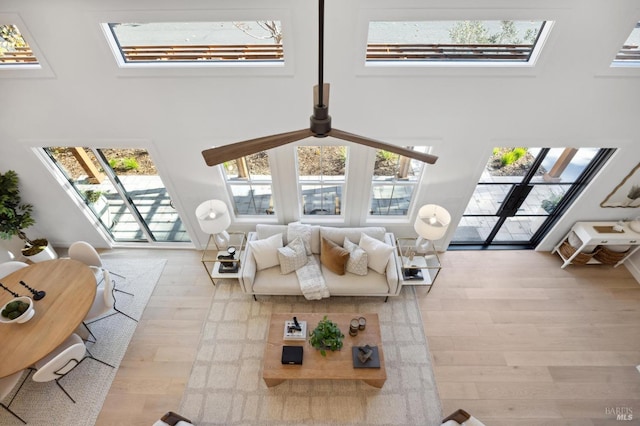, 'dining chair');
68,240,132,296
82,269,138,343
0,370,28,424
0,261,29,279
31,333,114,403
